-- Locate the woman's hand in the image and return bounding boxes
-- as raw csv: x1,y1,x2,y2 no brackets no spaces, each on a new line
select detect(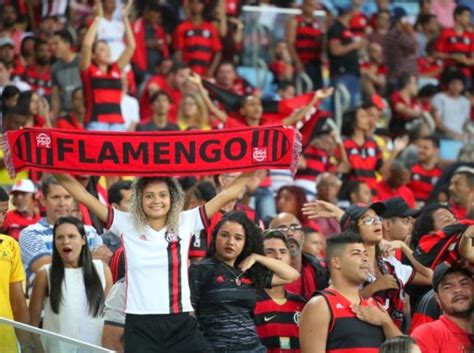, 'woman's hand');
315,87,334,100
122,0,133,19
379,240,405,258
245,170,266,195
238,253,257,272
372,274,399,292
93,0,103,18
302,200,343,220
187,72,203,88
393,135,409,153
